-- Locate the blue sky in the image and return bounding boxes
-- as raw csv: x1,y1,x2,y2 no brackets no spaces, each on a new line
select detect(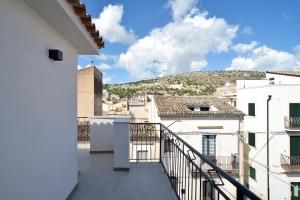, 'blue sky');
78,0,300,84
